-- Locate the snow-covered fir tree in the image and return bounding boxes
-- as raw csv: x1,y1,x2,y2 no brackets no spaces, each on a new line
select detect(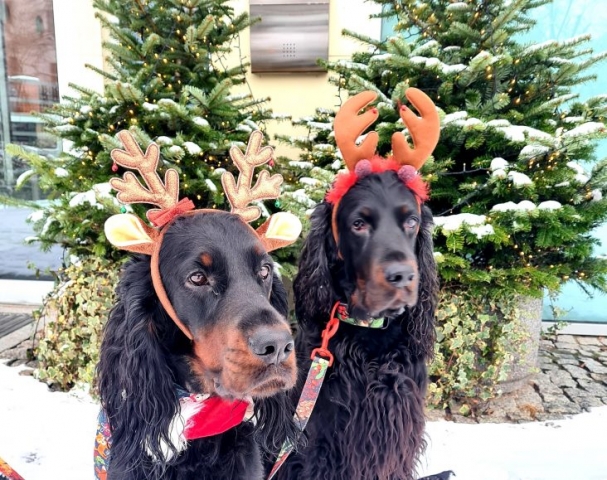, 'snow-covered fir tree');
279,0,607,298
10,0,277,259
